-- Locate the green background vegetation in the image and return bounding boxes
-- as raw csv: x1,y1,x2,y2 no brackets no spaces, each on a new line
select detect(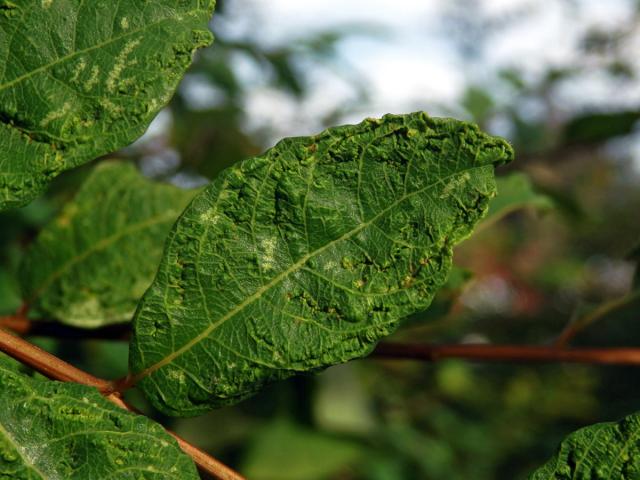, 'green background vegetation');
2,0,640,478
